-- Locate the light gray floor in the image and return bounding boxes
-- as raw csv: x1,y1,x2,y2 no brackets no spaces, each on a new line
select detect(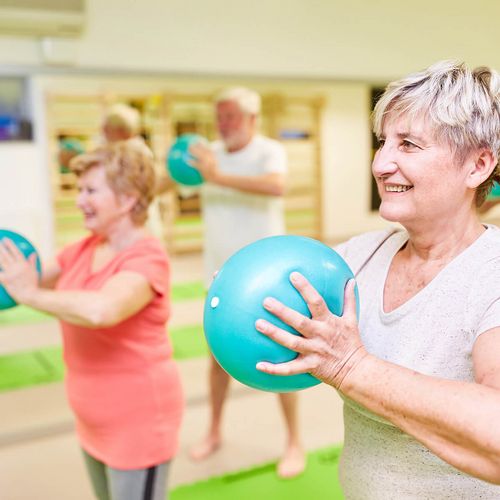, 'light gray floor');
0,252,345,500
